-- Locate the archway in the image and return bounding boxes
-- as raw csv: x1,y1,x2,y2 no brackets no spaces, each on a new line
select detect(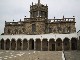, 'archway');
42,38,48,51
23,39,28,50
29,39,34,50
63,38,70,51
5,39,10,50
71,38,77,50
11,39,16,50
1,39,4,50
56,38,62,51
35,38,41,51
17,39,22,50
49,38,55,51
